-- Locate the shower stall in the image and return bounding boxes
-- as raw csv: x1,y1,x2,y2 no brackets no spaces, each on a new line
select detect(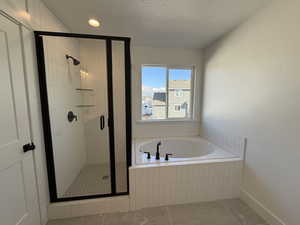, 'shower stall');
35,32,131,202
